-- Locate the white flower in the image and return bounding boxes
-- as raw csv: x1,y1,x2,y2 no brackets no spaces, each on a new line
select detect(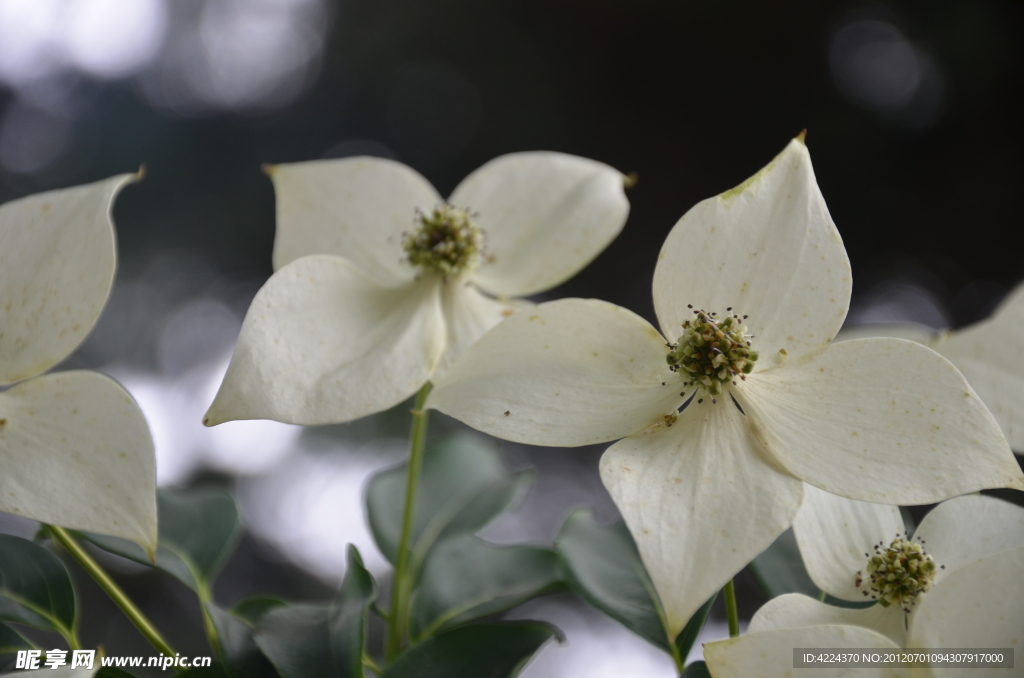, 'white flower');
424,137,1024,638
705,493,1024,678
841,282,1024,454
204,152,630,426
0,175,157,553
